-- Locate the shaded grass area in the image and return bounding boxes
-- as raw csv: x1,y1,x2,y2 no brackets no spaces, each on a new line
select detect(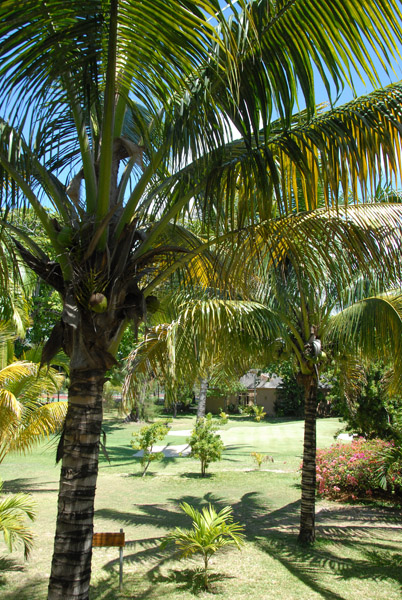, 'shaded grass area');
1,415,401,599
